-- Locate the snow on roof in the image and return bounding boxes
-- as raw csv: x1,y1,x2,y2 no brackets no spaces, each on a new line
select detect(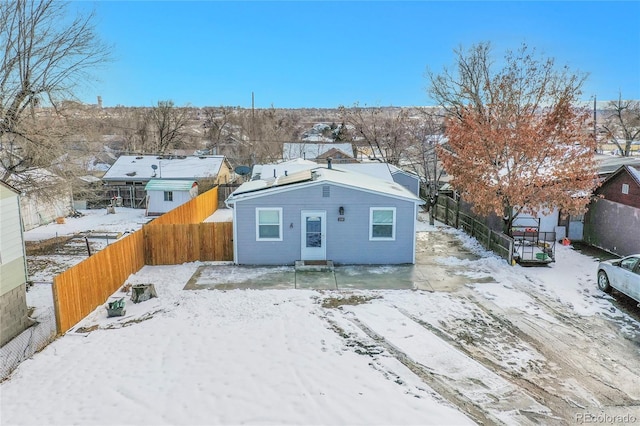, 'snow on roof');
227,166,423,205
596,154,640,175
102,155,226,181
333,163,394,181
144,179,196,191
282,143,354,161
627,166,640,185
203,208,233,222
251,160,412,184
252,158,318,179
